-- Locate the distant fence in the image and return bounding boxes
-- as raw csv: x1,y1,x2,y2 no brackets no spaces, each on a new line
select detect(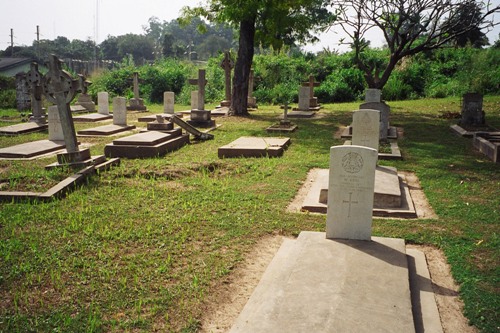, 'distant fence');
62,59,118,76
